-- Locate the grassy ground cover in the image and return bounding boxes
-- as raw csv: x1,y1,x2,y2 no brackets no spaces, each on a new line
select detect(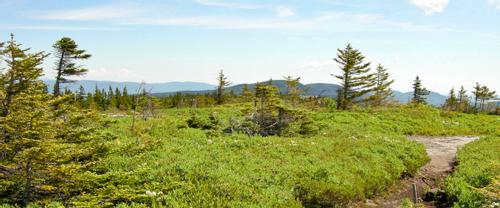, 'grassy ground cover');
3,105,497,207
70,106,497,207
445,136,500,208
